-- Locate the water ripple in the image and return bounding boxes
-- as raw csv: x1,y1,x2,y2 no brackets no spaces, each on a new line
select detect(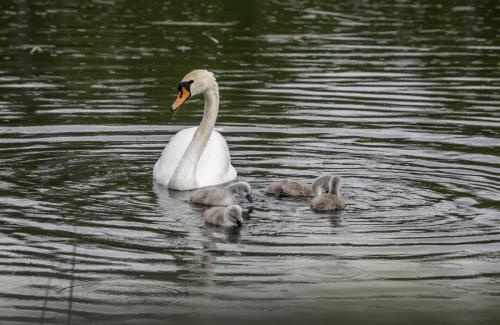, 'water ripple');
0,0,499,323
